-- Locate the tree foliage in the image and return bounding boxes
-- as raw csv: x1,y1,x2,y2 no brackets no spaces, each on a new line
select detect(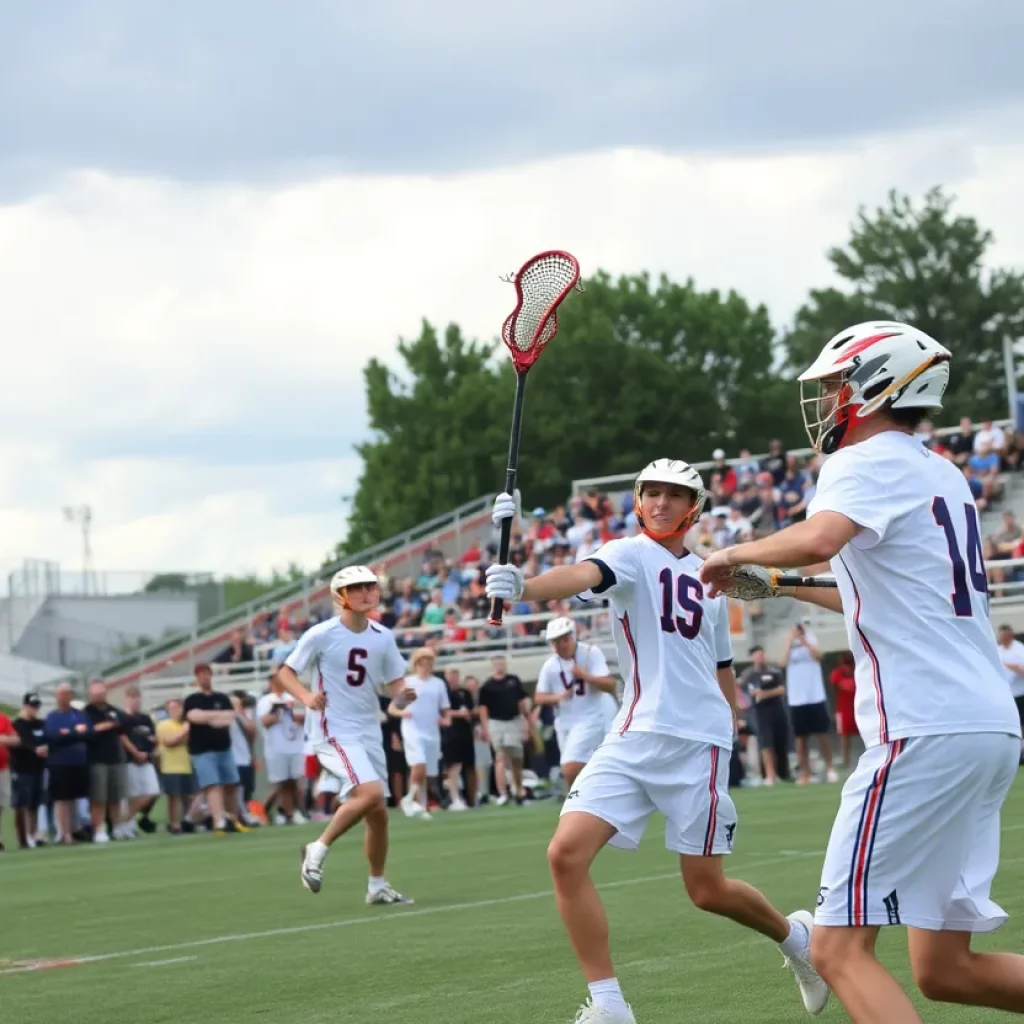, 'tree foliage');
784,187,1024,419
